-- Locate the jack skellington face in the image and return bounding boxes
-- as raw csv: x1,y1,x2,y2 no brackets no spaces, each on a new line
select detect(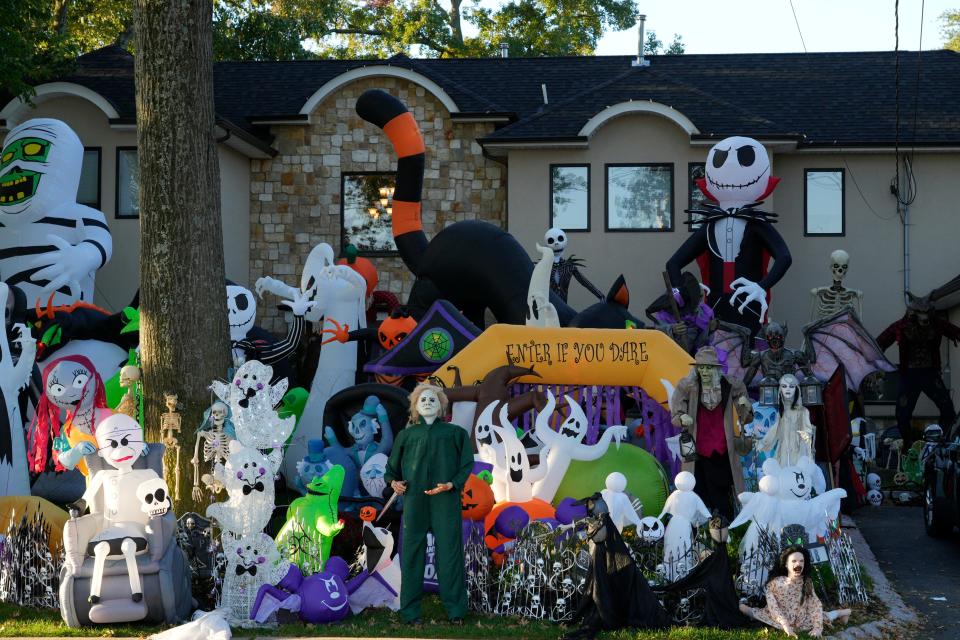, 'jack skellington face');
226,284,256,342
830,249,850,284
639,516,665,542
544,227,567,257
705,136,771,209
